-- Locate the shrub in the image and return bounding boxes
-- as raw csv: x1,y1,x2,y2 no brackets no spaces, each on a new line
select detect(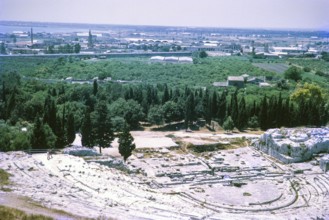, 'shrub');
303,67,311,72
284,66,302,82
